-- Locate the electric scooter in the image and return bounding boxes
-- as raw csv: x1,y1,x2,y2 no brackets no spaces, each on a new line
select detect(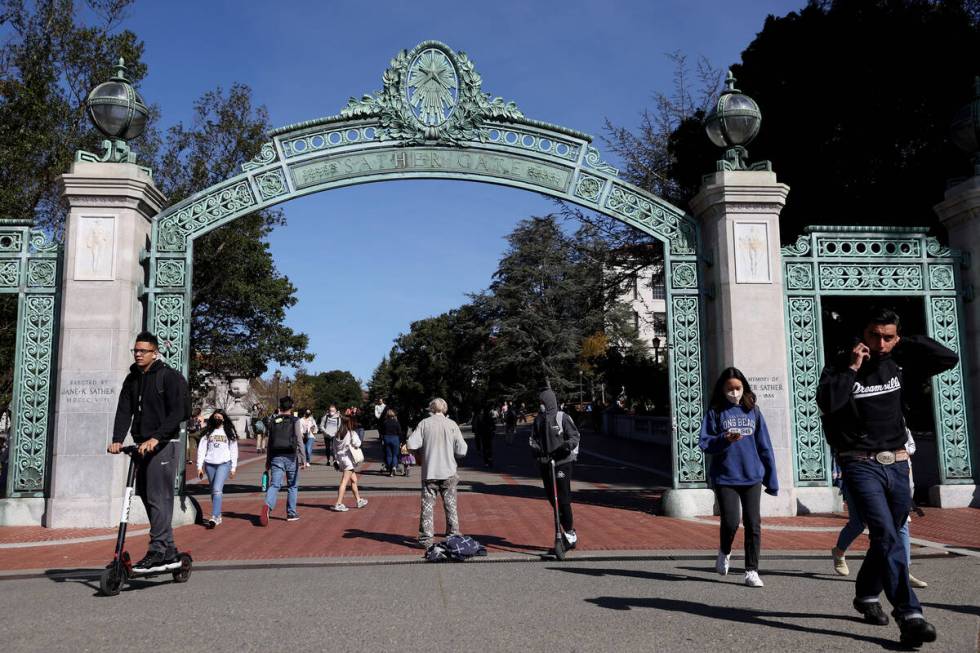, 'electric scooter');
99,445,193,596
550,458,566,561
